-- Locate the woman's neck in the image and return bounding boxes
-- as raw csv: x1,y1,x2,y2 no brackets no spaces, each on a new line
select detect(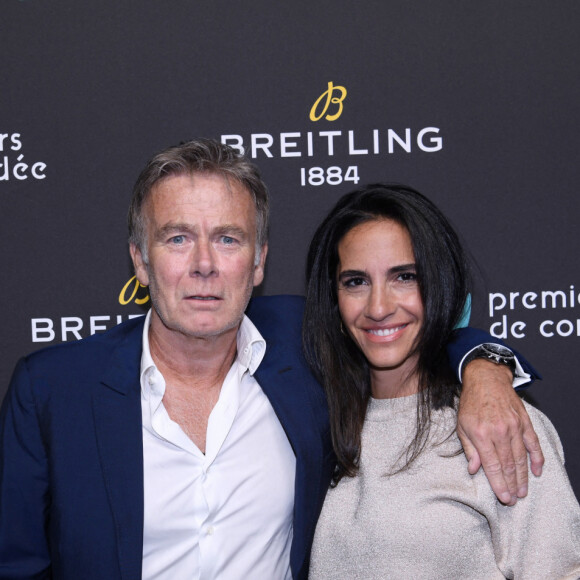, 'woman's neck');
370,359,420,399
